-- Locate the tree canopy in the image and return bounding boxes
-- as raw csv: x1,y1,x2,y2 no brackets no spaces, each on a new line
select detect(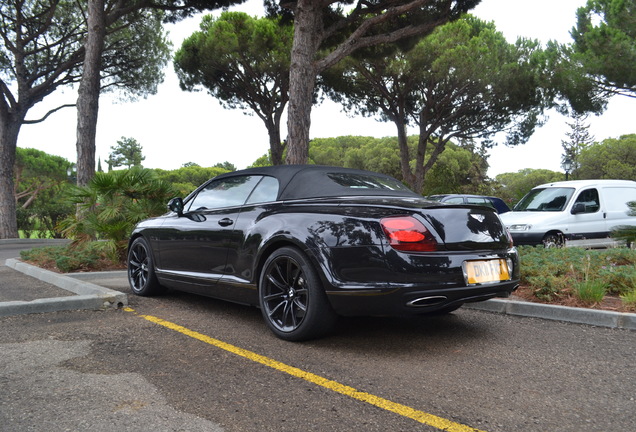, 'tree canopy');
322,15,551,192
281,135,490,196
175,11,293,164
264,0,482,165
14,148,72,210
108,137,146,169
571,0,636,98
561,113,594,174
576,134,636,180
0,1,172,237
494,169,564,206
14,147,74,238
154,165,229,195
